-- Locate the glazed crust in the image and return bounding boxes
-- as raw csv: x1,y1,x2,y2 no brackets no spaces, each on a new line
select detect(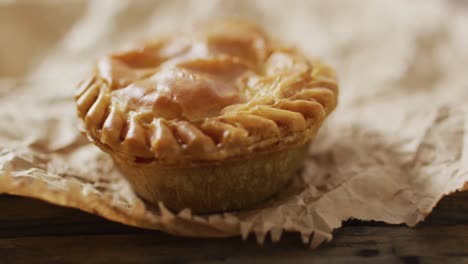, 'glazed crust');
75,20,338,165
